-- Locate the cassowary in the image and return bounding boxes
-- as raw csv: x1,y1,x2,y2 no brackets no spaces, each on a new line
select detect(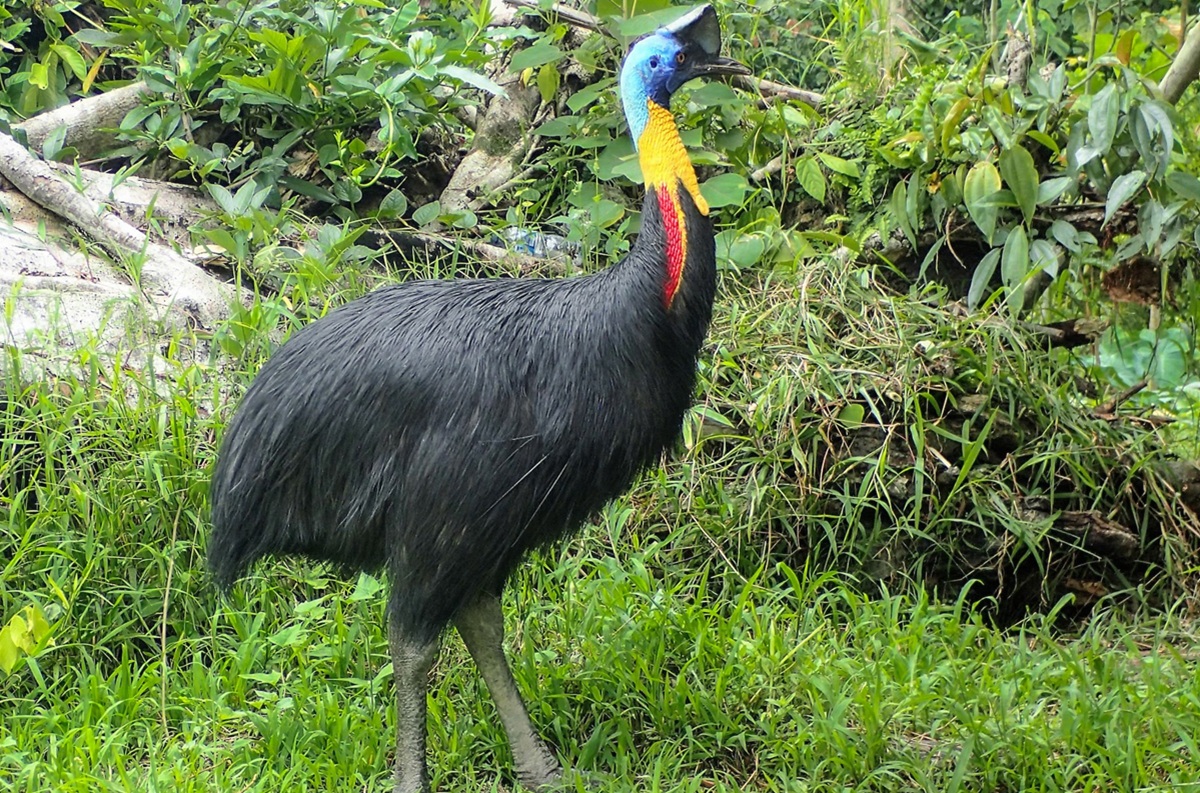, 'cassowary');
207,6,748,791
